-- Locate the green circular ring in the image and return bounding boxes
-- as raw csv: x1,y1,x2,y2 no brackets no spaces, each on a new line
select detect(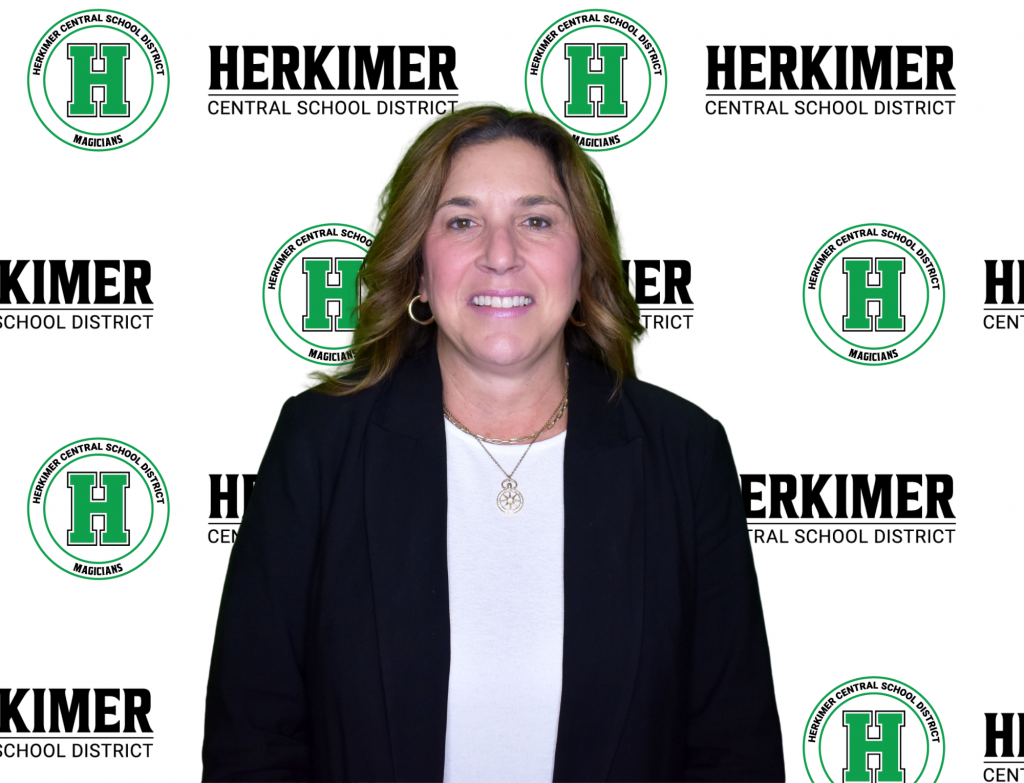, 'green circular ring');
802,224,945,366
801,676,944,783
26,9,170,152
261,223,375,365
26,437,170,580
523,8,667,151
